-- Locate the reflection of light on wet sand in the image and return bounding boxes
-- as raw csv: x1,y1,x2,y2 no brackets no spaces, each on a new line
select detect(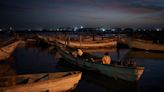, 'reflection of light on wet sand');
125,50,164,59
